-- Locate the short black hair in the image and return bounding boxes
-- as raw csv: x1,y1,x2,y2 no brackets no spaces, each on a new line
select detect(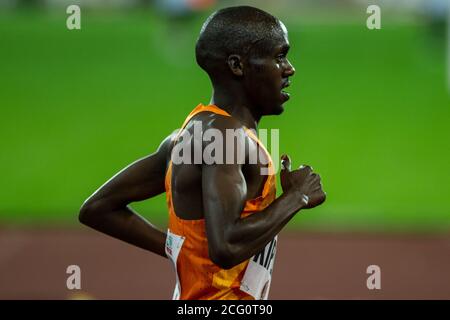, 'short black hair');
195,6,282,78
